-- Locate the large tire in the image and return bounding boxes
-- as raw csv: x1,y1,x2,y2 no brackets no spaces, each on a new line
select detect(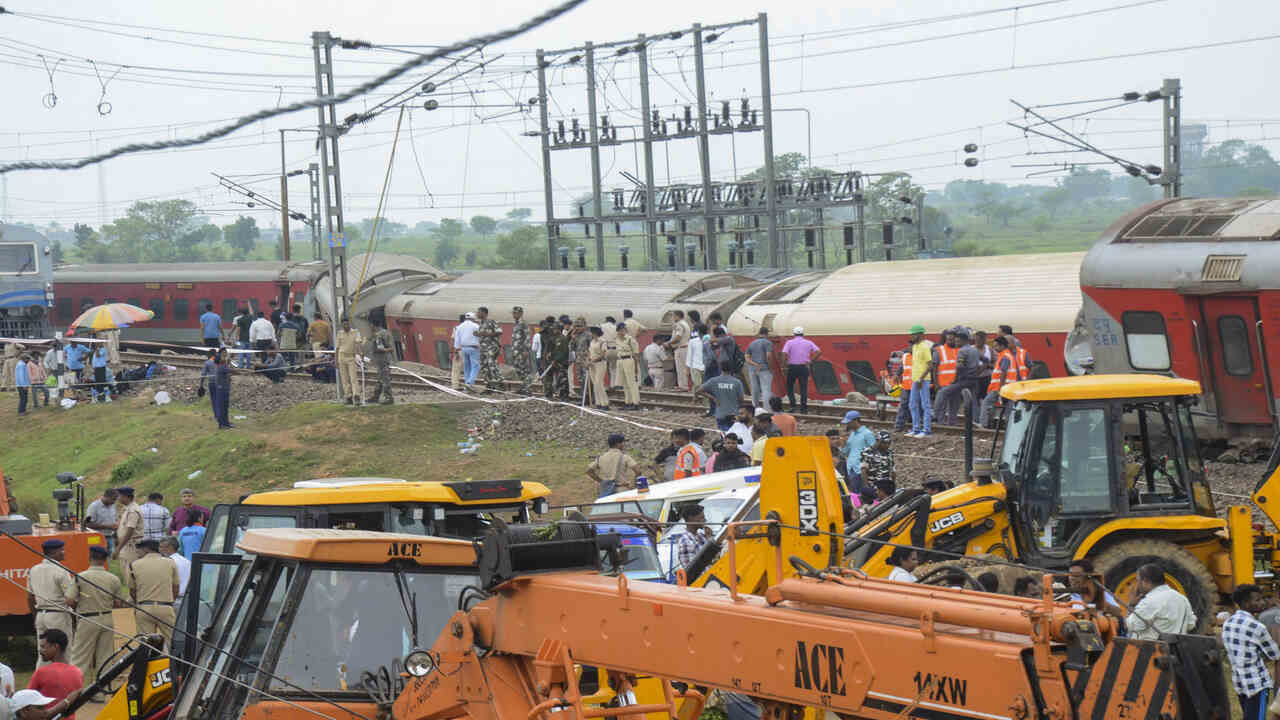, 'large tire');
1093,539,1218,633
